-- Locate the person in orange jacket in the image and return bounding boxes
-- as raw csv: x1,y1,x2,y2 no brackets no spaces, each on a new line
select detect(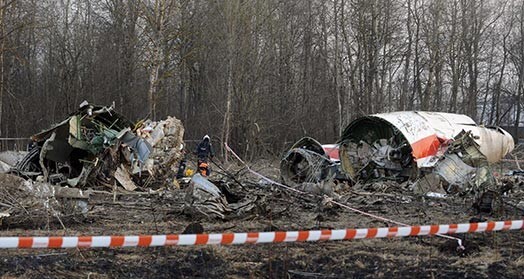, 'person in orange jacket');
195,135,214,176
